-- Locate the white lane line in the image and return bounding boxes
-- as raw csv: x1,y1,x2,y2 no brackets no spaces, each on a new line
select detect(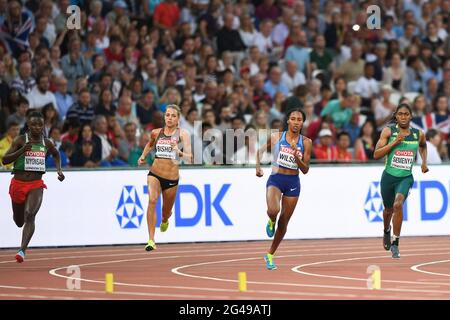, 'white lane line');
47,246,430,299
171,250,450,295
2,240,450,266
0,242,374,261
0,284,231,300
1,238,447,258
411,260,450,277
0,243,445,299
291,252,450,288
